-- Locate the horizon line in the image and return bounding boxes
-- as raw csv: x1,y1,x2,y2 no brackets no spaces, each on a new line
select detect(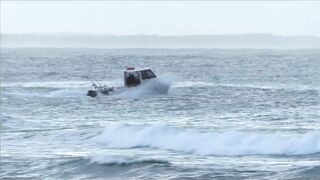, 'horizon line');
2,32,320,38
